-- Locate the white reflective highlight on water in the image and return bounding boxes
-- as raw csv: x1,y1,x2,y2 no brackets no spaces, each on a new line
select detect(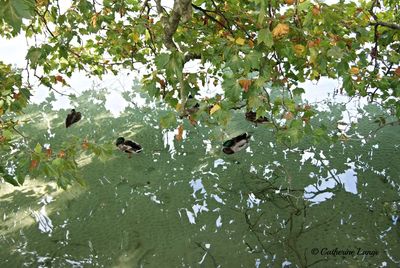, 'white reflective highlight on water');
30,196,54,234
